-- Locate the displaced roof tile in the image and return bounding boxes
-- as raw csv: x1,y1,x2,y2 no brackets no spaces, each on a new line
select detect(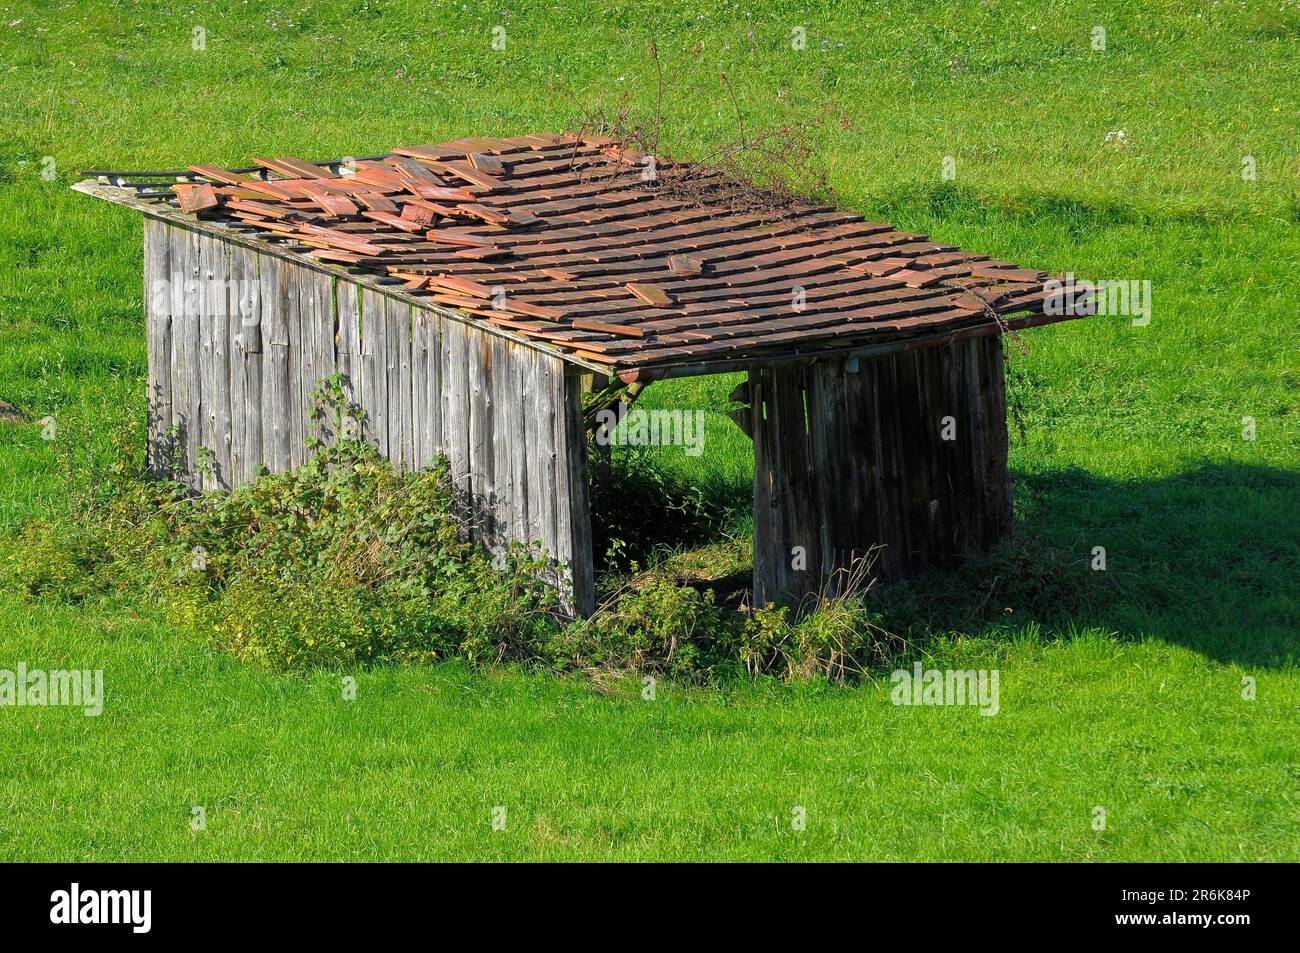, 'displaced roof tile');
172,182,218,214
625,282,674,307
